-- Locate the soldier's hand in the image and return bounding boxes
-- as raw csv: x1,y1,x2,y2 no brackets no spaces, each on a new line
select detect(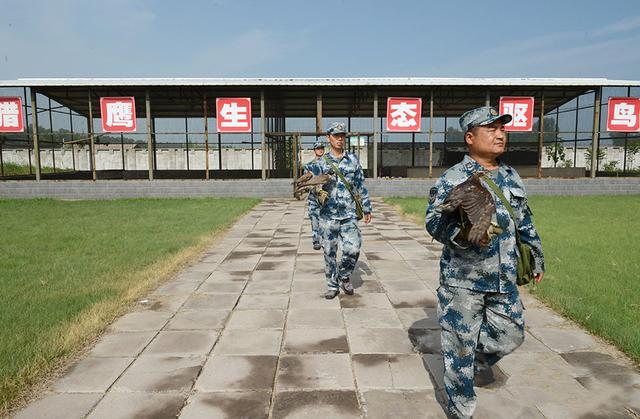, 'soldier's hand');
364,213,372,224
534,272,544,283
